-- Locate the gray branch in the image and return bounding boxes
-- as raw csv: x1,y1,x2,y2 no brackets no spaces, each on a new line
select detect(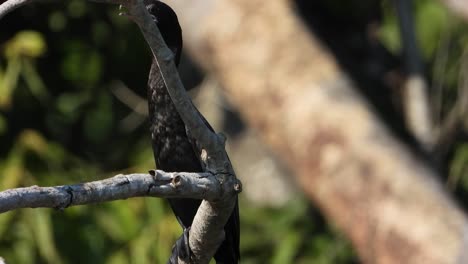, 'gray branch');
0,170,240,214
0,0,240,263
0,0,31,19
119,1,239,263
